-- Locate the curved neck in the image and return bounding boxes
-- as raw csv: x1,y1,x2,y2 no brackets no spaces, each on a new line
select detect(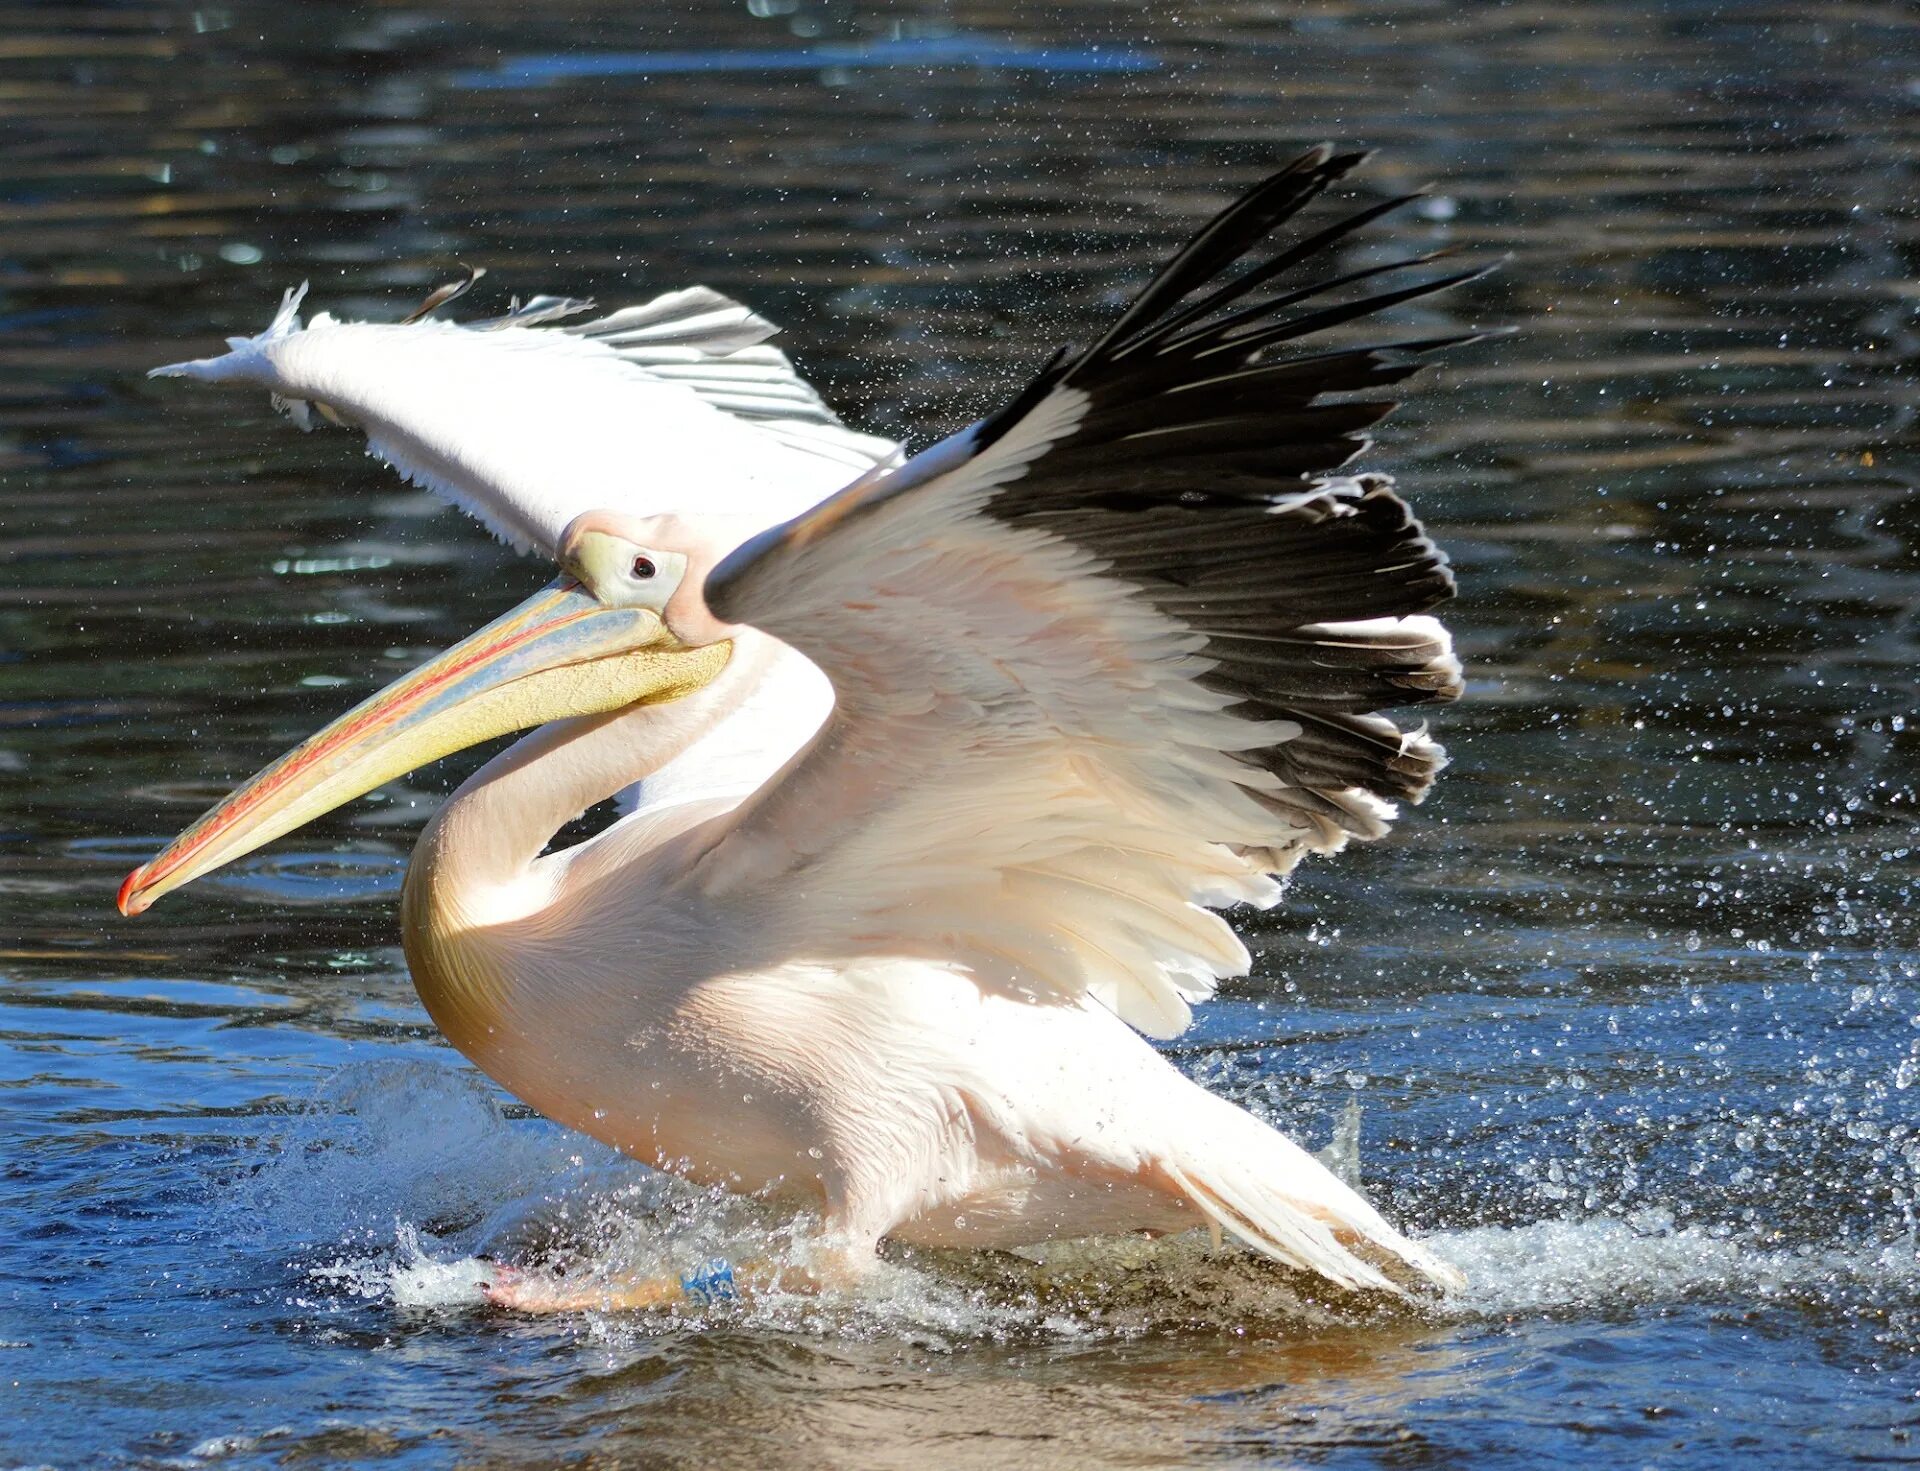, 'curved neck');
408,631,803,916
398,632,817,1053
